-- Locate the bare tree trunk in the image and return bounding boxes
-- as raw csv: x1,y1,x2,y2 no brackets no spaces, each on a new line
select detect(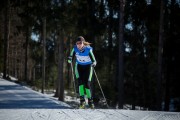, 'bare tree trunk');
118,0,125,109
58,29,64,101
164,0,176,111
54,35,60,97
42,17,46,94
53,28,59,97
0,11,3,71
3,0,10,79
24,26,29,82
108,0,113,83
67,35,71,89
157,0,164,111
41,0,47,93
